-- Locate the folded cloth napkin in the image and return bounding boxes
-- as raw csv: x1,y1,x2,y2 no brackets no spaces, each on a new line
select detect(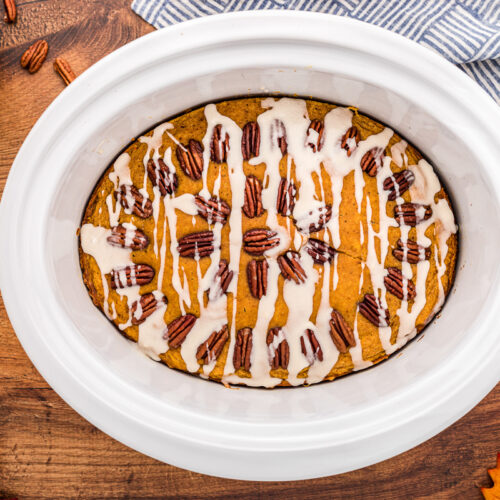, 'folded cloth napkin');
132,0,499,103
